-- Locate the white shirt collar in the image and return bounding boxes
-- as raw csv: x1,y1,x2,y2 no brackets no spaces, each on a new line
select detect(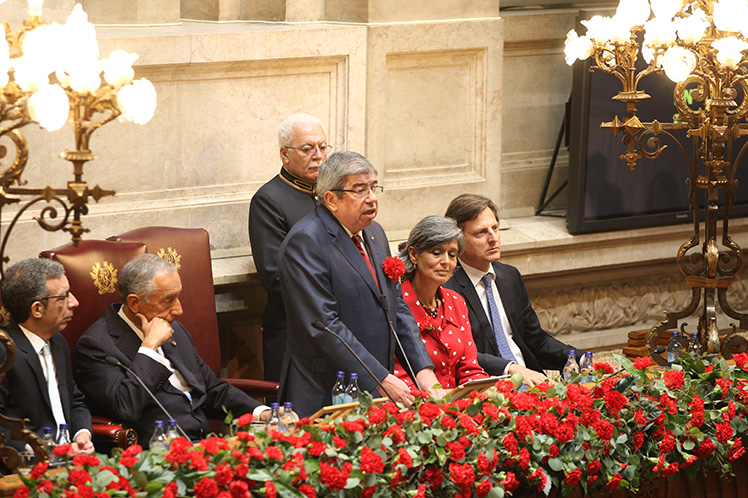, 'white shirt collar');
117,304,146,341
459,258,495,288
19,324,46,354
